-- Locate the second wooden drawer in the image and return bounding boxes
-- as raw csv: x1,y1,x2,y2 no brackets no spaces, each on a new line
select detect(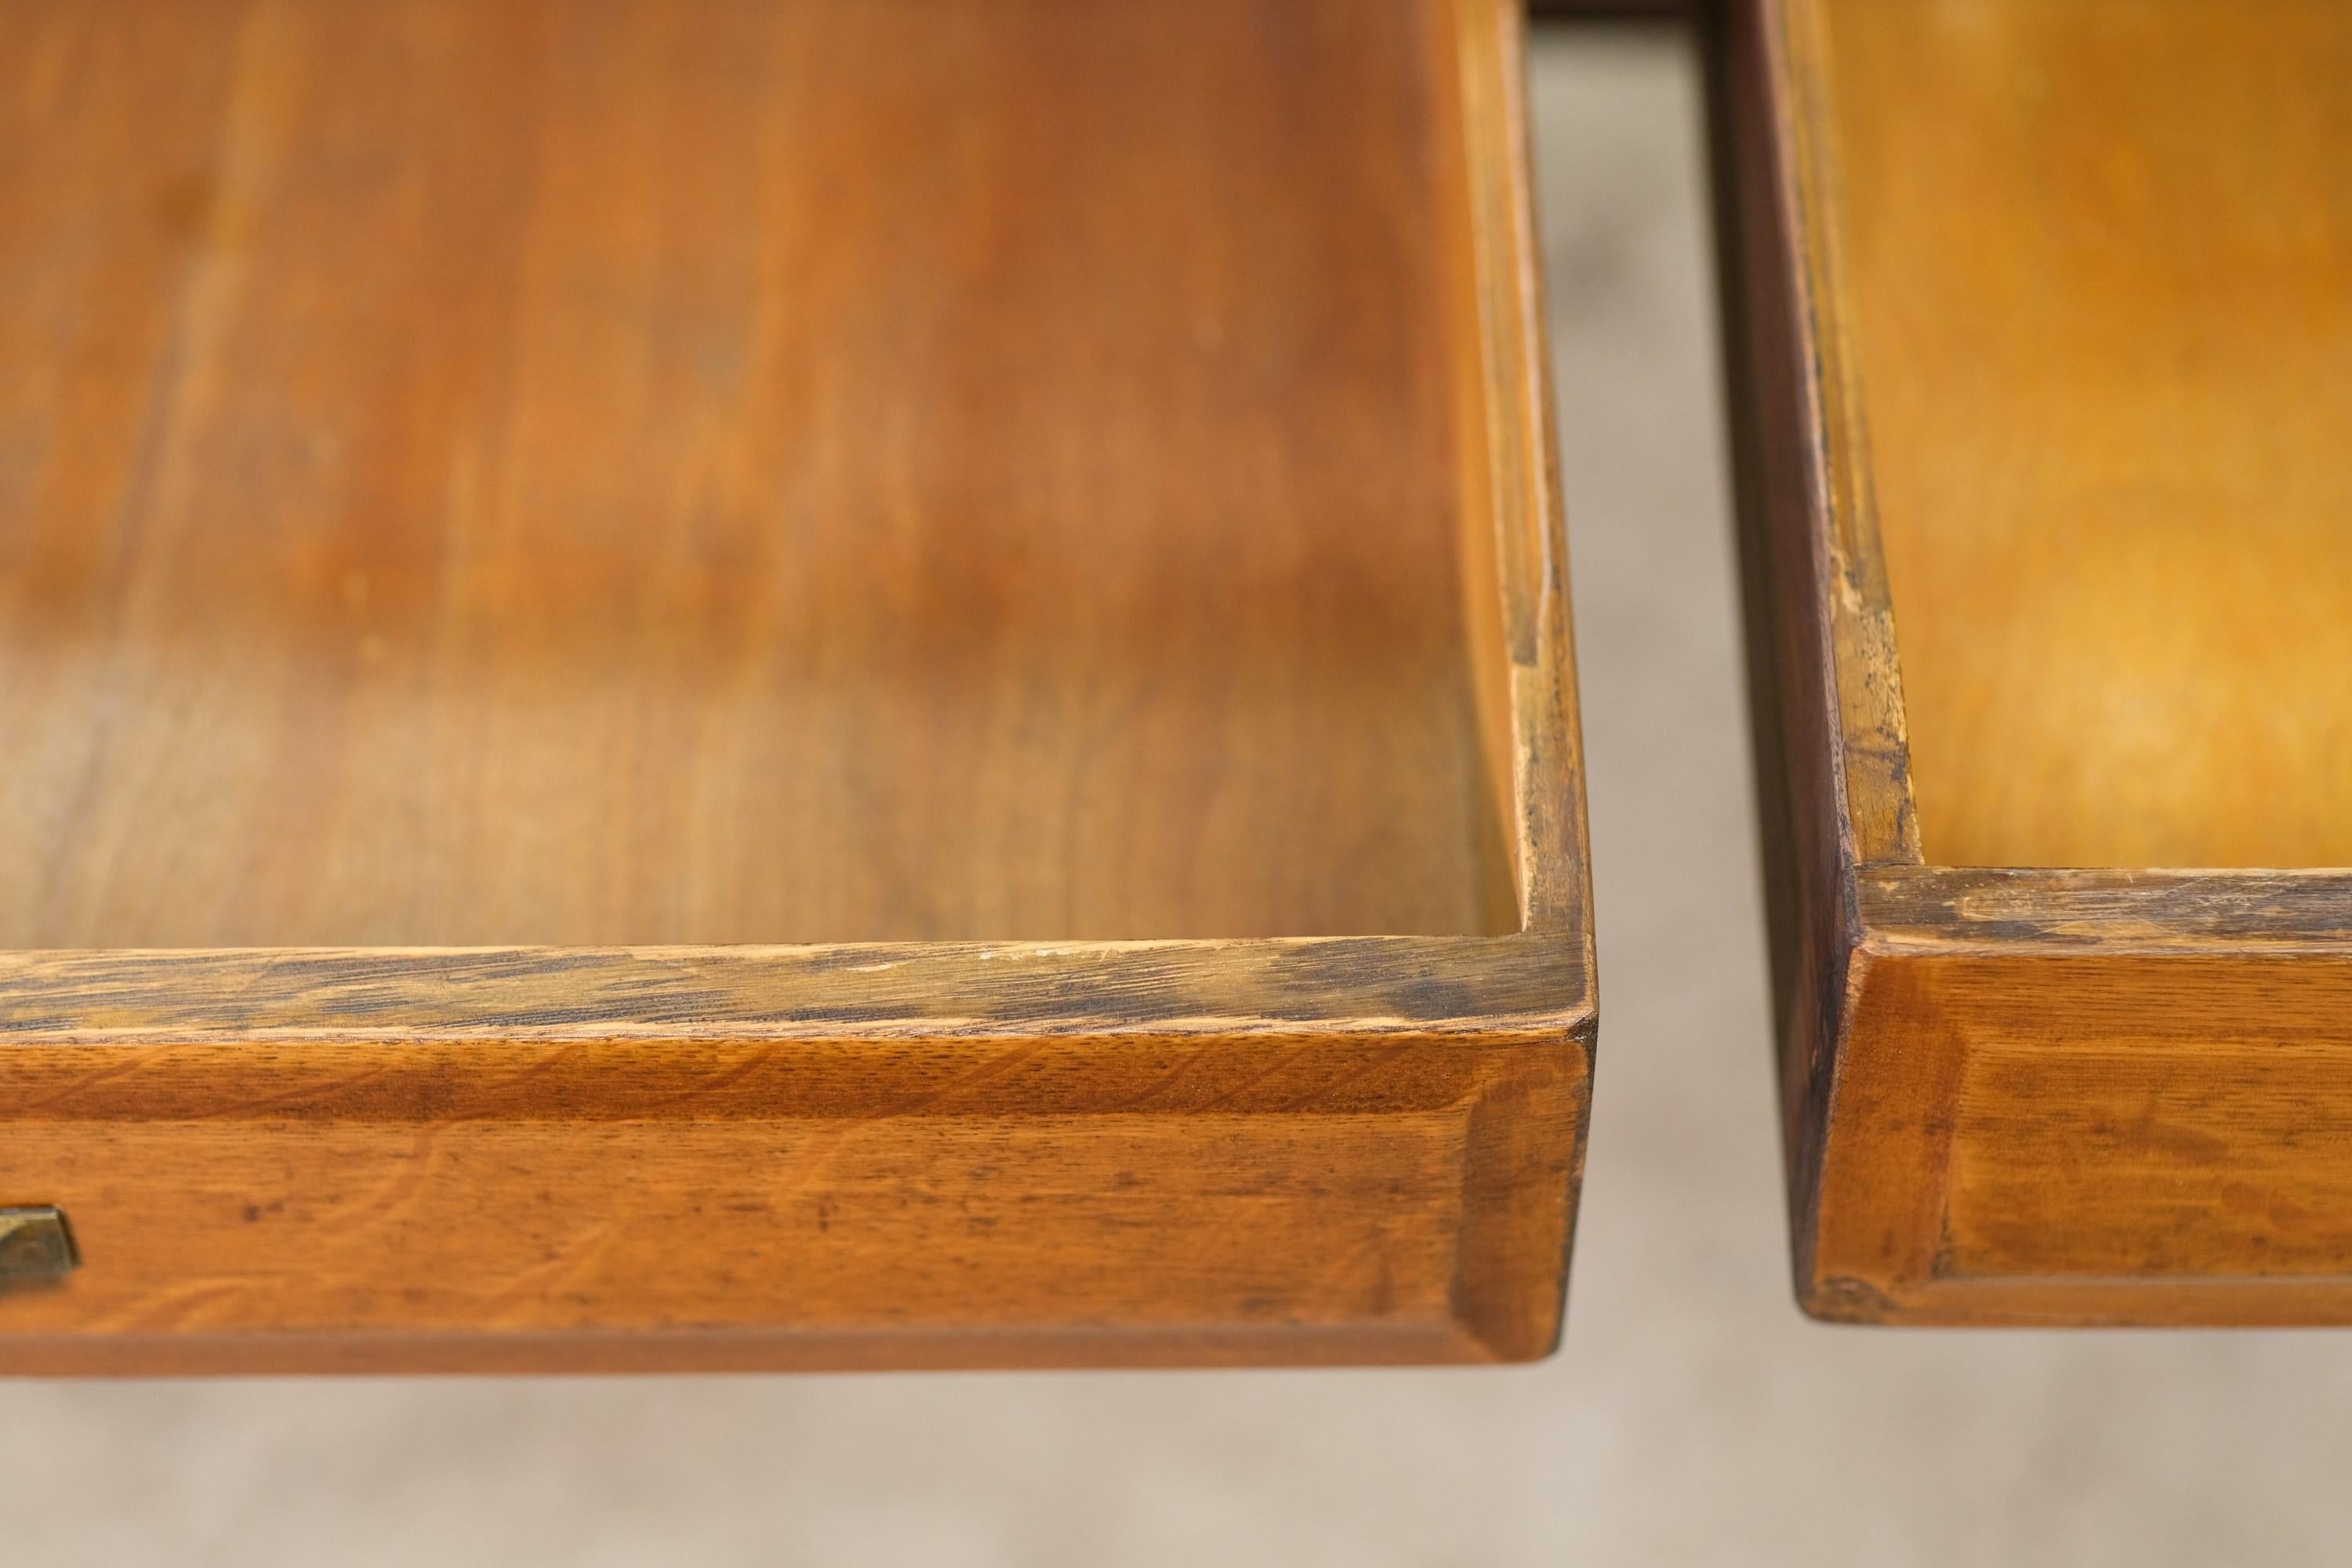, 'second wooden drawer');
1716,0,2352,1323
